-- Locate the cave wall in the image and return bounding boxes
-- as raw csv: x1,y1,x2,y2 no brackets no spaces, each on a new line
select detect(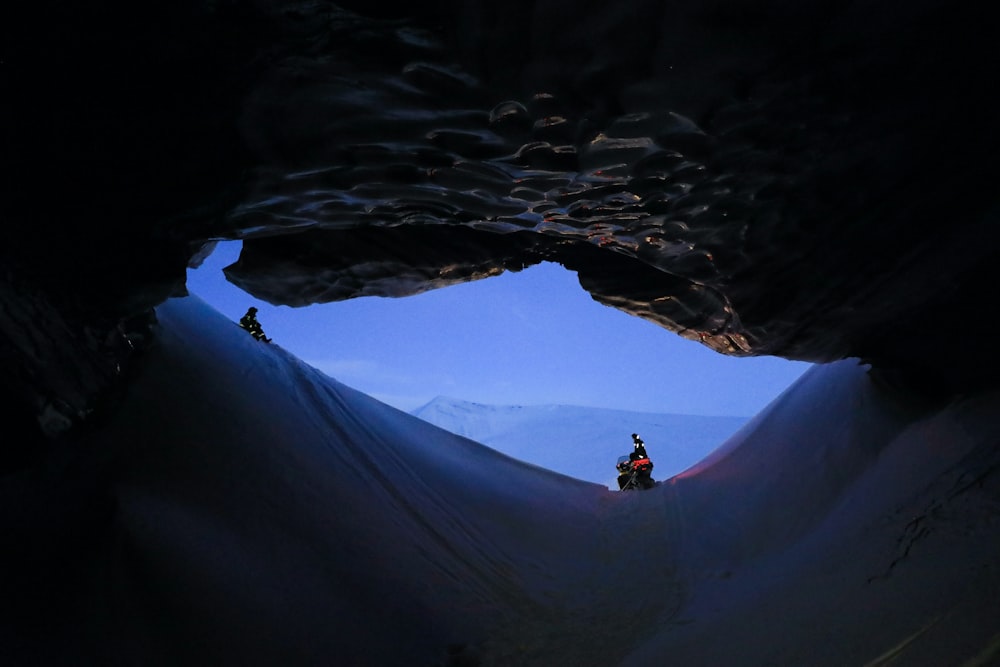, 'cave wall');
2,0,998,438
